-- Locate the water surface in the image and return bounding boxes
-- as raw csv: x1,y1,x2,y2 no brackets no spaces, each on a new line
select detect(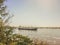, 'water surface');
14,29,60,44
